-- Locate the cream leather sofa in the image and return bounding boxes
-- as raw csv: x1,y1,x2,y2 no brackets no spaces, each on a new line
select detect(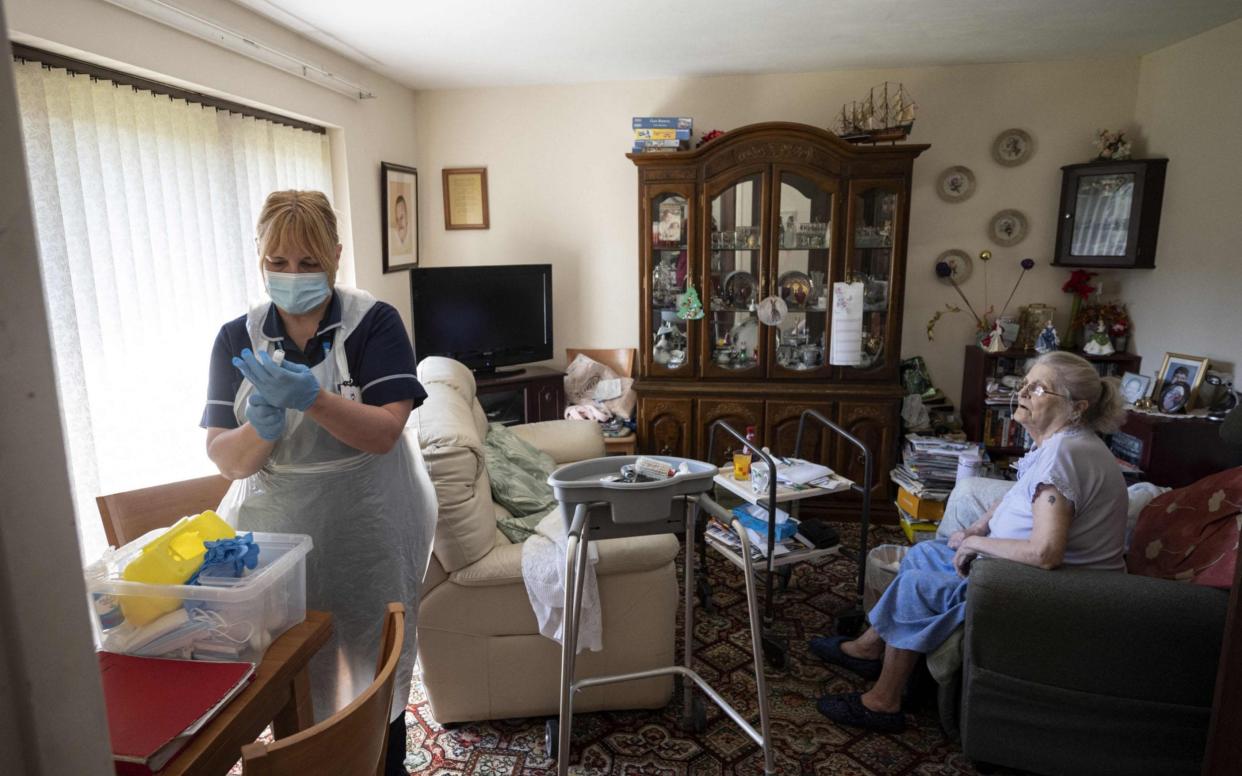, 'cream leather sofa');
413,357,680,724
